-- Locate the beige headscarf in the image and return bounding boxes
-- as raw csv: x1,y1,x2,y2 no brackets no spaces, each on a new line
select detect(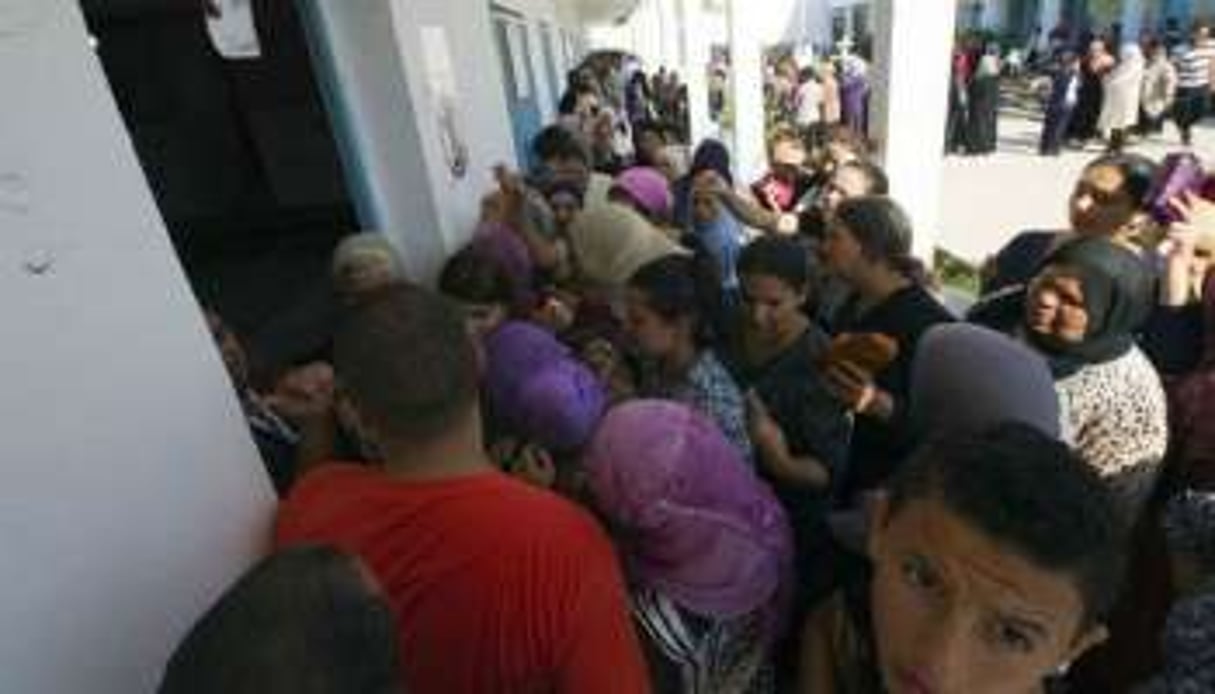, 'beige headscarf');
331,232,406,298
566,203,687,287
